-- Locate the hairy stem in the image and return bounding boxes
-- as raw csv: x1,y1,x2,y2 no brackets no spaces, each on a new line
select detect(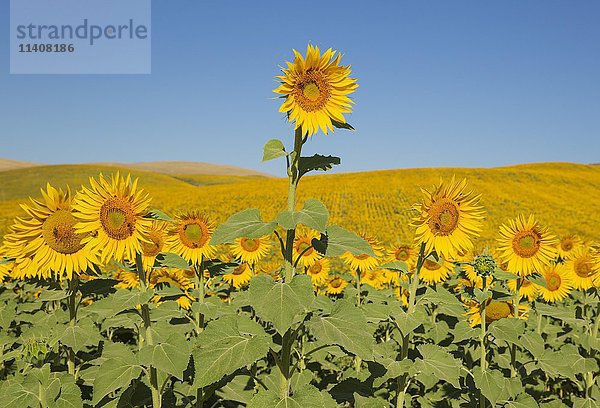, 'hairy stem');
66,278,78,378
479,299,487,408
283,127,304,283
194,259,205,335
